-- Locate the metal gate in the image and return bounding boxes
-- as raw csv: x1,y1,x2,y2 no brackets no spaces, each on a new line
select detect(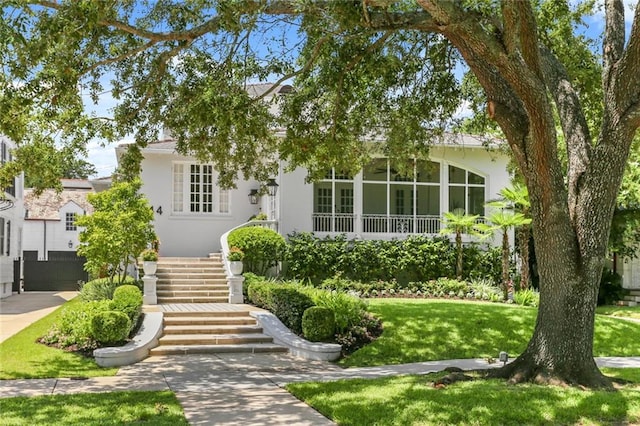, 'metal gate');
23,251,89,291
